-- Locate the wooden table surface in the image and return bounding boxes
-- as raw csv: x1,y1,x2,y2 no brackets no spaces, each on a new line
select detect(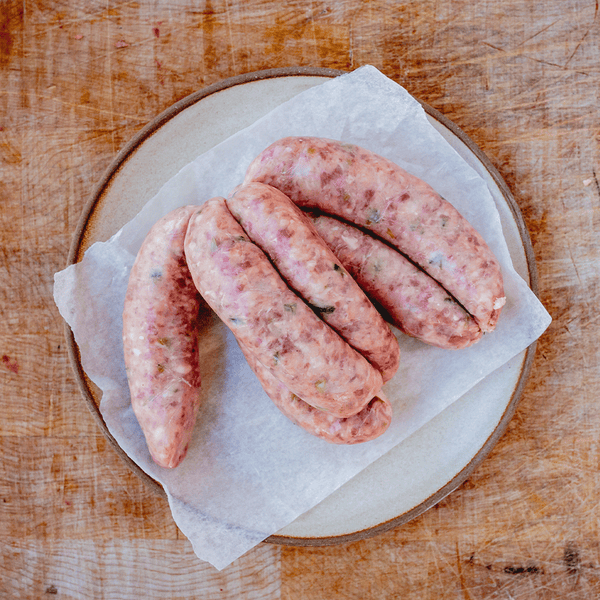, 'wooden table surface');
2,0,599,597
